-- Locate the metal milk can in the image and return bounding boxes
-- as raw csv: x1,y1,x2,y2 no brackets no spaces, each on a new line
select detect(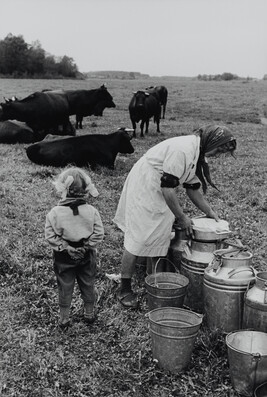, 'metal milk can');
204,247,255,333
180,217,232,313
243,271,267,332
168,224,188,272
